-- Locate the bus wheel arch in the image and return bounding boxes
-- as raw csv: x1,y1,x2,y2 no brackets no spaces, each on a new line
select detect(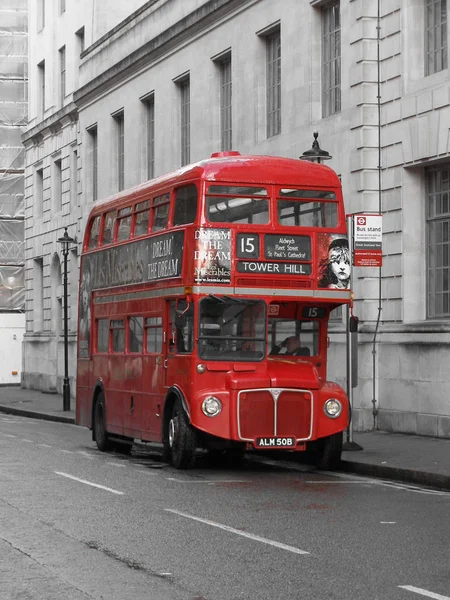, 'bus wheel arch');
163,390,196,469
